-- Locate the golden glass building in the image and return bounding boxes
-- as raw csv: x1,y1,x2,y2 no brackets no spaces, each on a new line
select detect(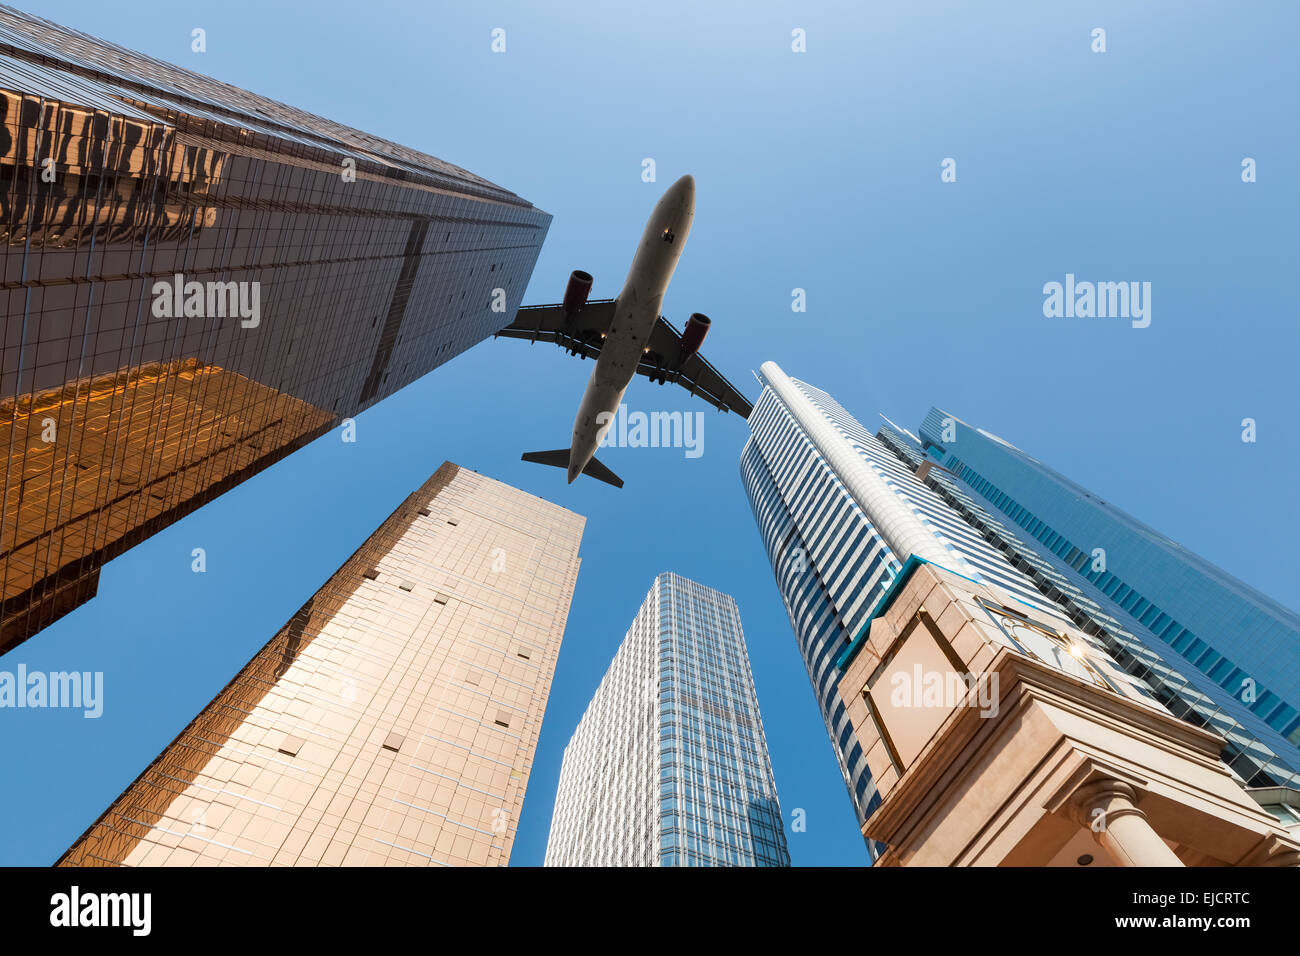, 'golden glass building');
0,7,551,650
58,462,584,867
